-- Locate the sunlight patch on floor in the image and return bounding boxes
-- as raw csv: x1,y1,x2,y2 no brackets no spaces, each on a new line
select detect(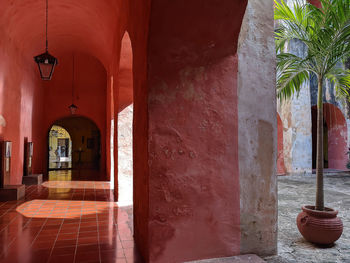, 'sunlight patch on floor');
42,181,111,190
16,199,117,219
